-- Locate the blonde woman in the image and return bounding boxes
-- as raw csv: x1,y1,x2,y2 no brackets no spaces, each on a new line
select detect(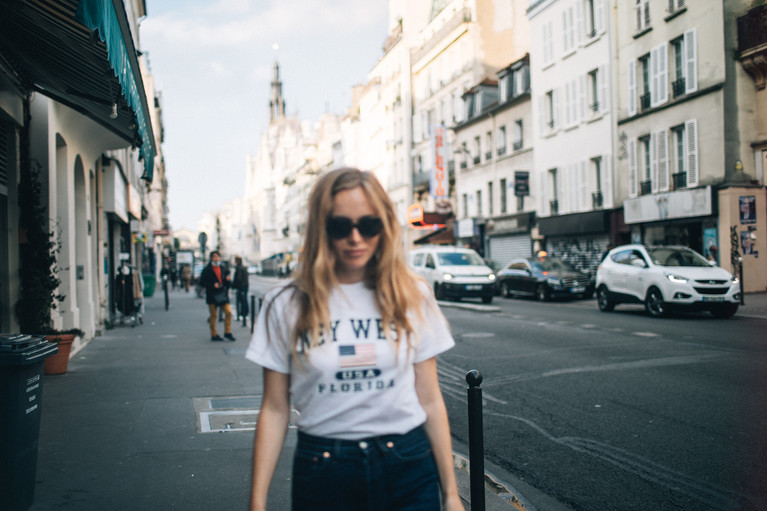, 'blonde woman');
246,168,463,510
